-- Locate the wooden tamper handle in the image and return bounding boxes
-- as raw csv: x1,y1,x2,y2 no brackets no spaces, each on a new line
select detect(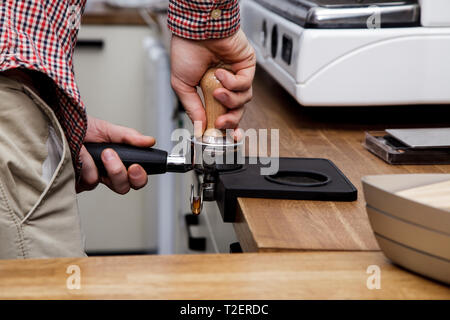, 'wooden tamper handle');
200,67,227,142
